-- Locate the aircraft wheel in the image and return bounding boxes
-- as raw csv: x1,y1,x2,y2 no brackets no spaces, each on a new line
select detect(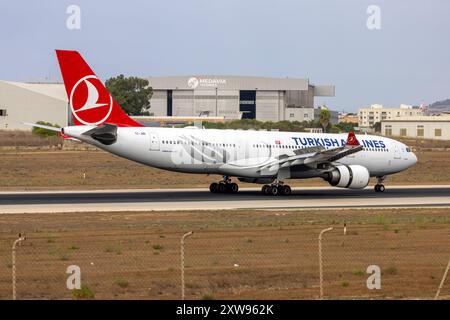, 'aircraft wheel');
261,185,268,194
218,182,227,193
374,184,385,192
277,185,284,195
282,185,292,196
263,185,271,195
210,182,218,193
270,186,279,196
229,183,239,193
